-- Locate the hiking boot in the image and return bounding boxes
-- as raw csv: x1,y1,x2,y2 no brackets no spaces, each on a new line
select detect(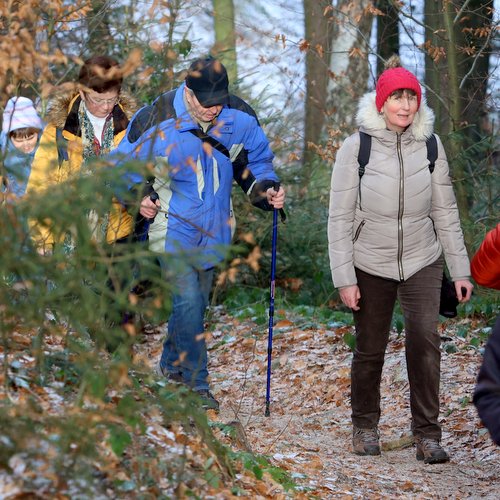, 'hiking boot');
353,426,381,456
195,389,220,412
156,362,183,384
416,437,449,464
